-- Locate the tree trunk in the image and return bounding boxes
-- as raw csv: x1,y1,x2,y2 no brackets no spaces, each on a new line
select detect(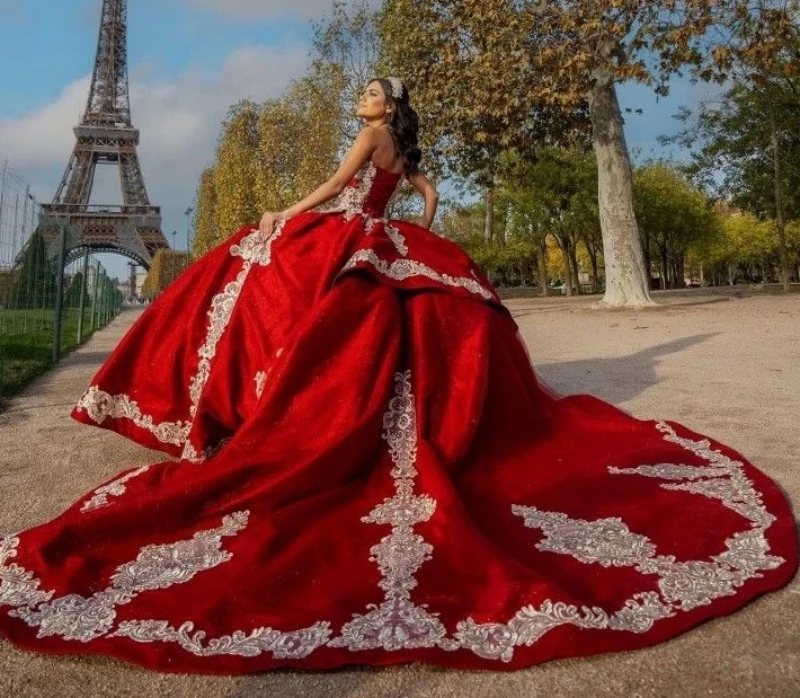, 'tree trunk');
668,254,679,289
562,241,573,296
588,73,654,307
568,246,581,295
484,181,494,244
554,233,574,295
498,201,509,247
537,238,548,297
588,249,599,293
768,102,791,292
659,243,668,290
